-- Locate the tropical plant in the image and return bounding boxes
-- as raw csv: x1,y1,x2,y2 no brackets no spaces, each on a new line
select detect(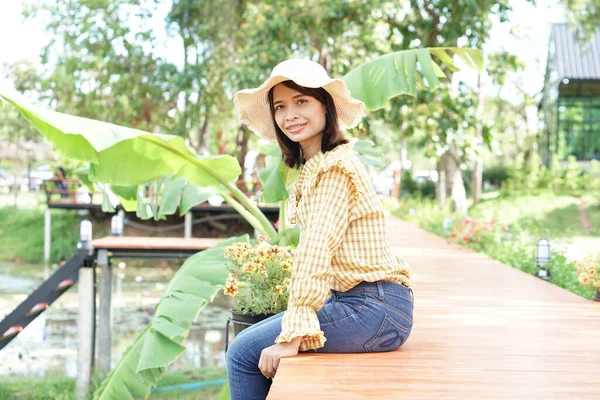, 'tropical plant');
0,46,480,399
